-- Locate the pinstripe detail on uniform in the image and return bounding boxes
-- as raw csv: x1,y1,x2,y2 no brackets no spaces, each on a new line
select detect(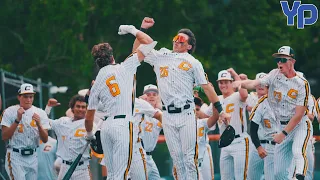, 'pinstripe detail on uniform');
194,120,199,180
139,148,148,180
249,95,267,120
303,120,311,175
124,122,133,179
244,137,249,180
206,145,214,180
240,108,244,133
7,152,14,180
